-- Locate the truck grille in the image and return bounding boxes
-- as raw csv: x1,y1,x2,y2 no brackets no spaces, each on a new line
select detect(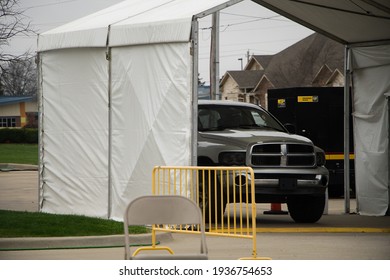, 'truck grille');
250,143,315,167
